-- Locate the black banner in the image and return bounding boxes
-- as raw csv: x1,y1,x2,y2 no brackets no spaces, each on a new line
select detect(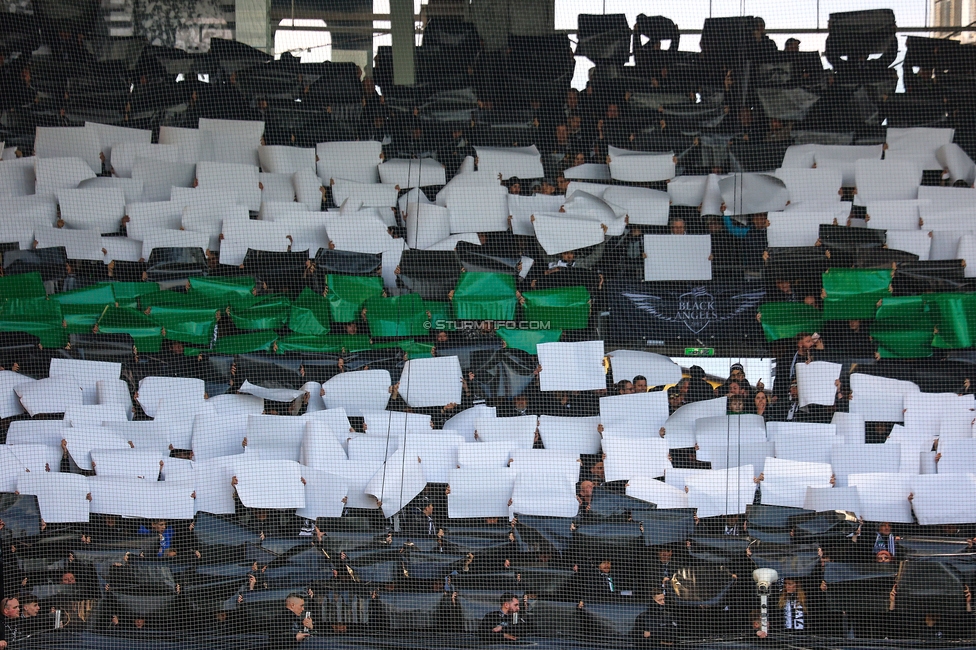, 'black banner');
608,280,766,342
